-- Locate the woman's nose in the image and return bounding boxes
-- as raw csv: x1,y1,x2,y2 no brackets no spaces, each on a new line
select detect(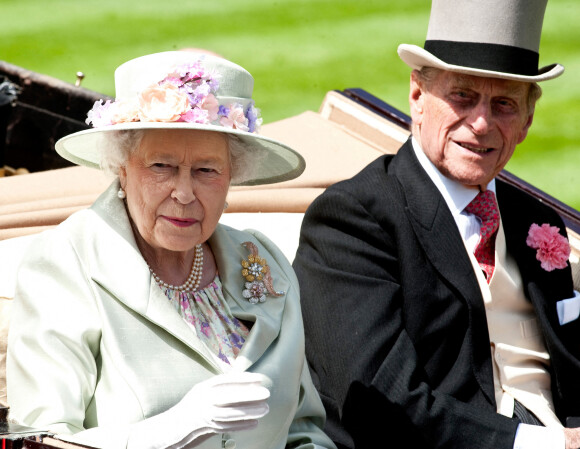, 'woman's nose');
171,169,196,204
